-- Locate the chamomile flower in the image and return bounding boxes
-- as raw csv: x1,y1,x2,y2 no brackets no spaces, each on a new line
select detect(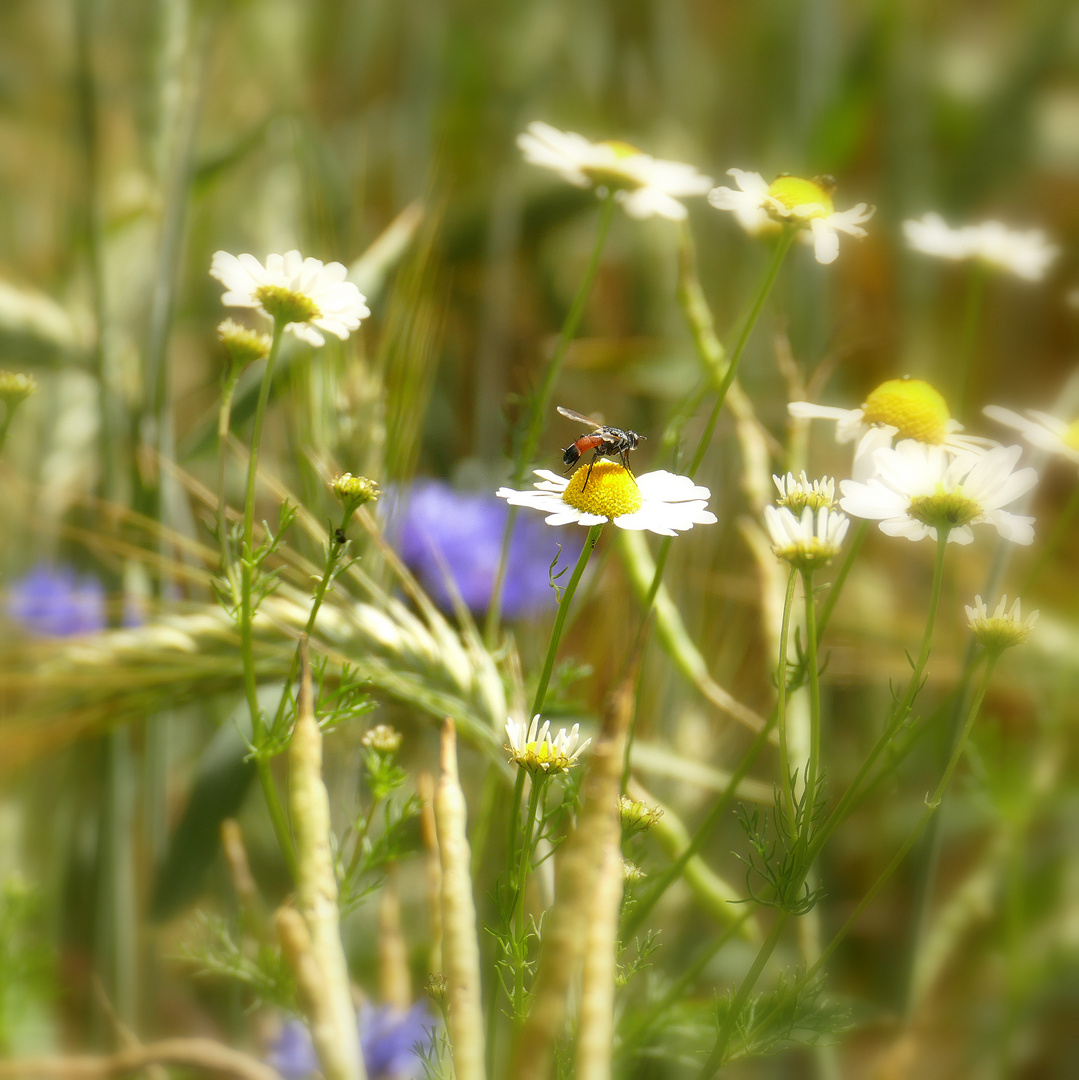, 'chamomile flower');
839,441,1038,546
903,213,1059,282
708,170,873,264
983,405,1079,466
210,250,370,347
764,505,850,570
964,594,1038,651
773,471,837,513
516,121,713,221
496,461,717,537
505,714,591,775
789,378,986,480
